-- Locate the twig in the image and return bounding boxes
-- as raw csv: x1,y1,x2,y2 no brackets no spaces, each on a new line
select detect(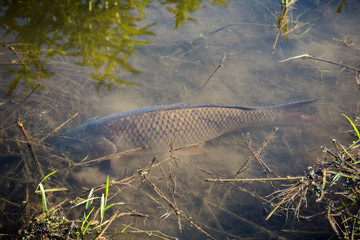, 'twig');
120,225,177,239
0,197,21,207
6,84,40,119
18,118,44,178
142,172,215,239
199,54,226,89
236,128,277,175
97,210,119,239
303,55,360,73
71,155,174,205
205,177,305,182
201,129,278,229
280,54,360,89
71,146,147,167
244,135,271,173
